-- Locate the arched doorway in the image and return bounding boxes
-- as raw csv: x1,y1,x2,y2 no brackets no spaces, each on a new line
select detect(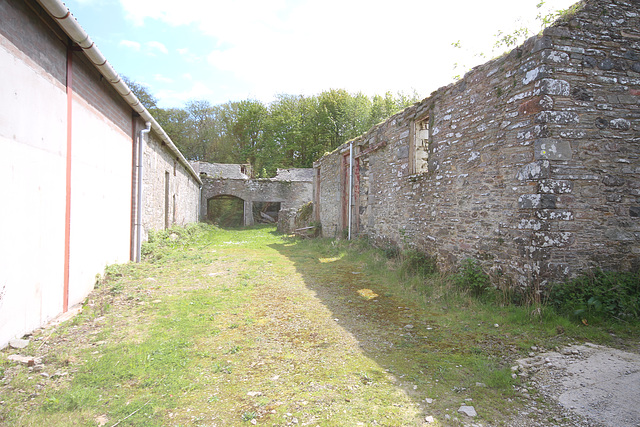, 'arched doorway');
207,195,244,227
